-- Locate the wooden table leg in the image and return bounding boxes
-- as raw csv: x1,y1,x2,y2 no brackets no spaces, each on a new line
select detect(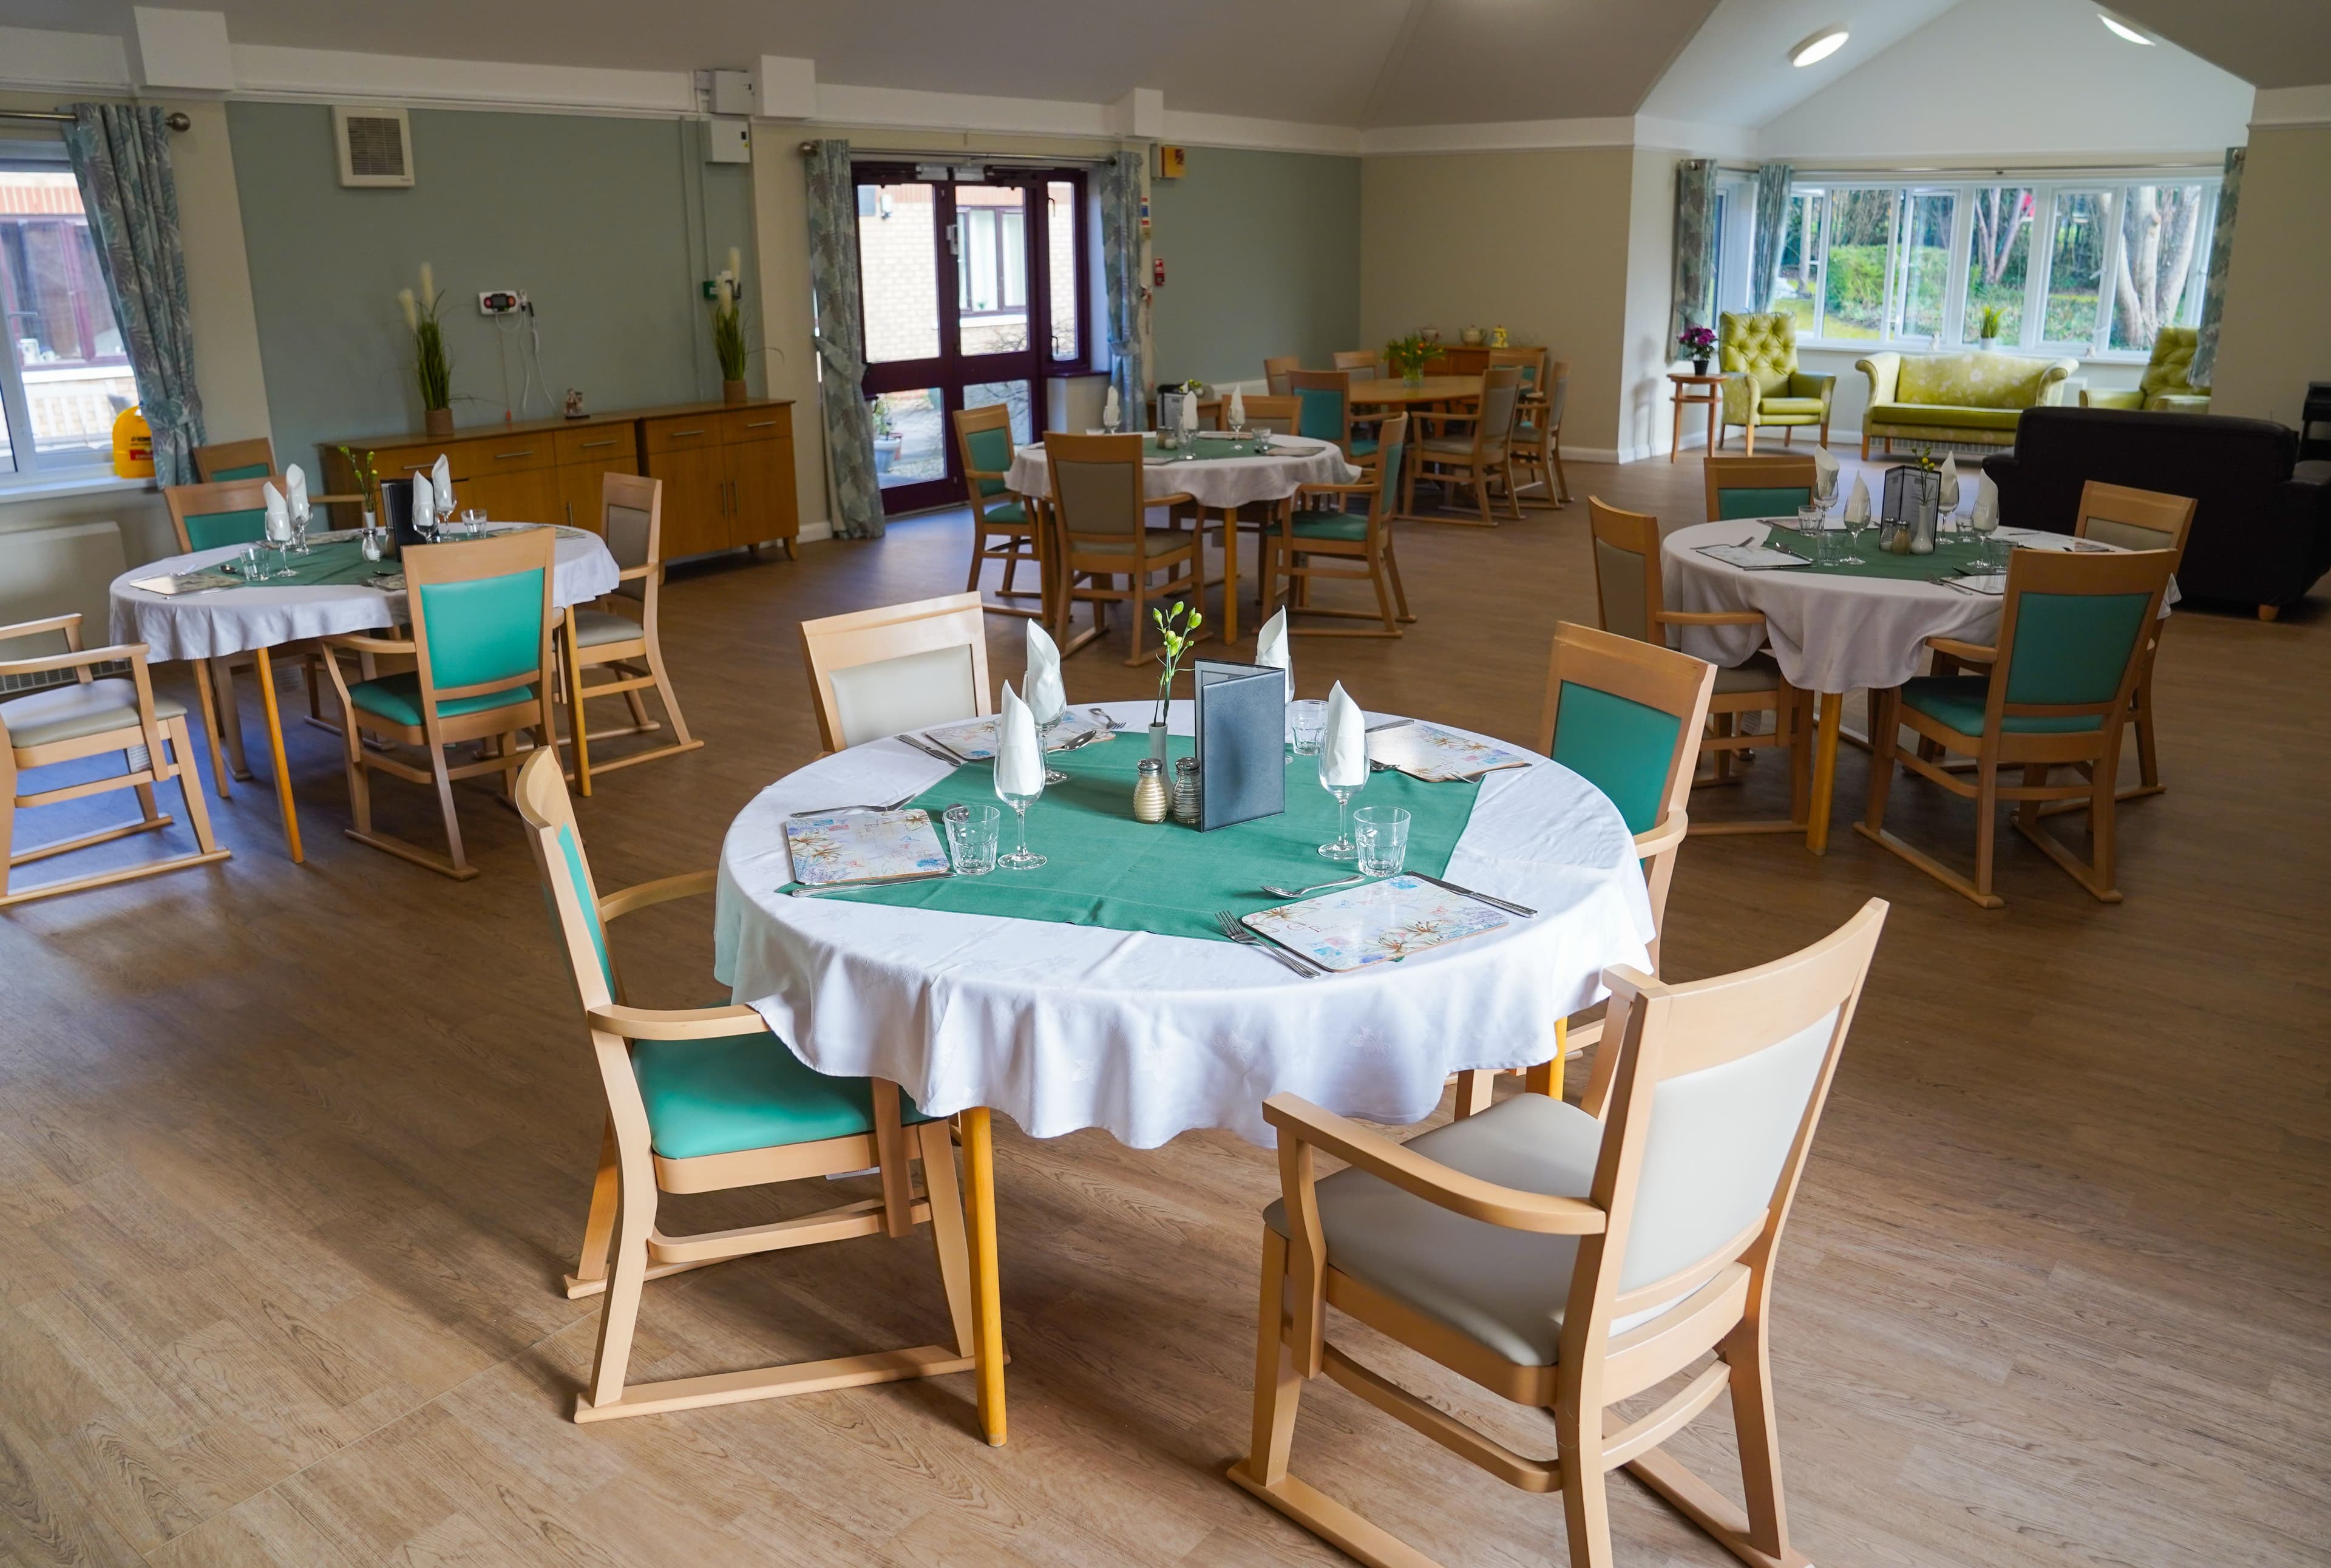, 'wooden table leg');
959,1105,1006,1446
1669,387,1685,463
1806,691,1843,856
1705,393,1721,458
251,645,304,864
188,656,232,799
1218,507,1240,645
